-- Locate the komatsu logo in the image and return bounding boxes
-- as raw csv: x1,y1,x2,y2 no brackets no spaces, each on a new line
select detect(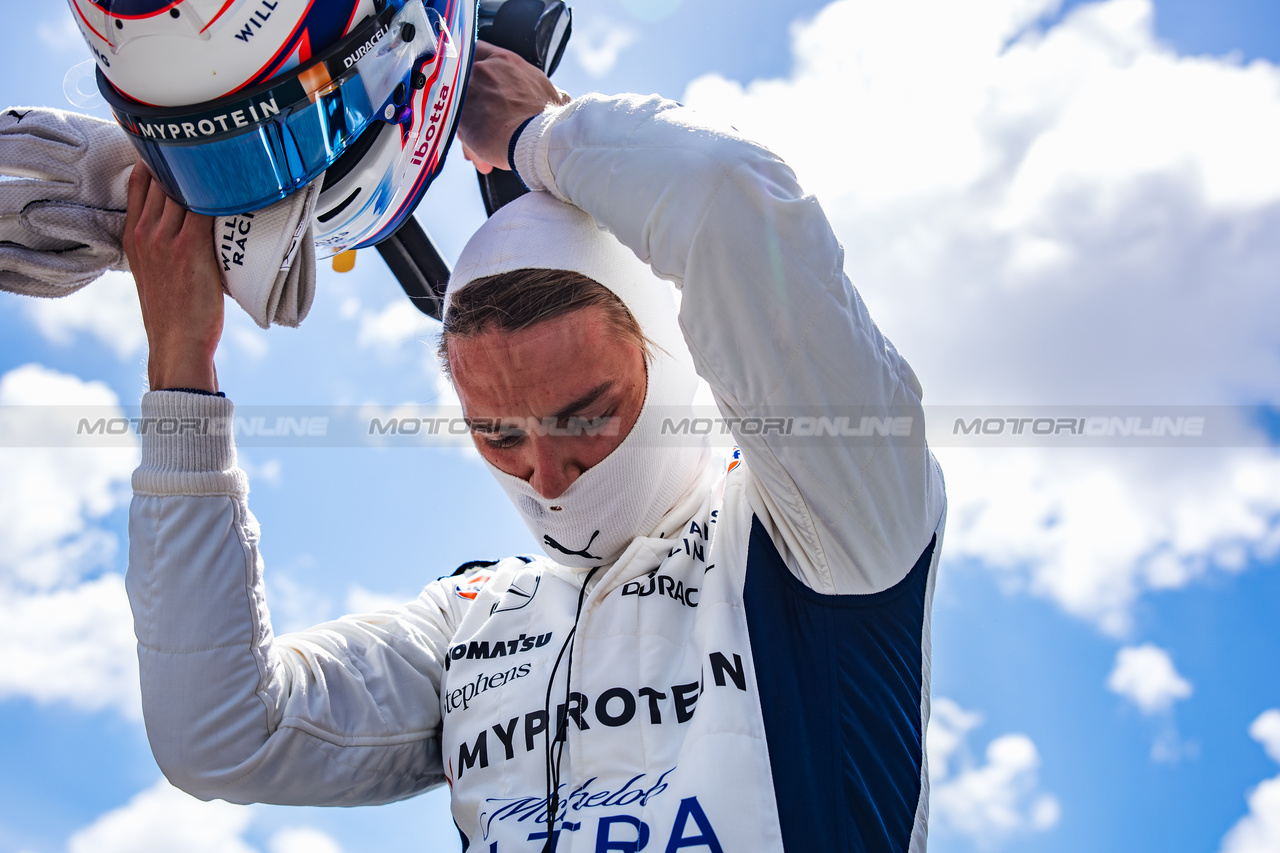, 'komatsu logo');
342,23,391,69
136,98,281,141
443,632,553,671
